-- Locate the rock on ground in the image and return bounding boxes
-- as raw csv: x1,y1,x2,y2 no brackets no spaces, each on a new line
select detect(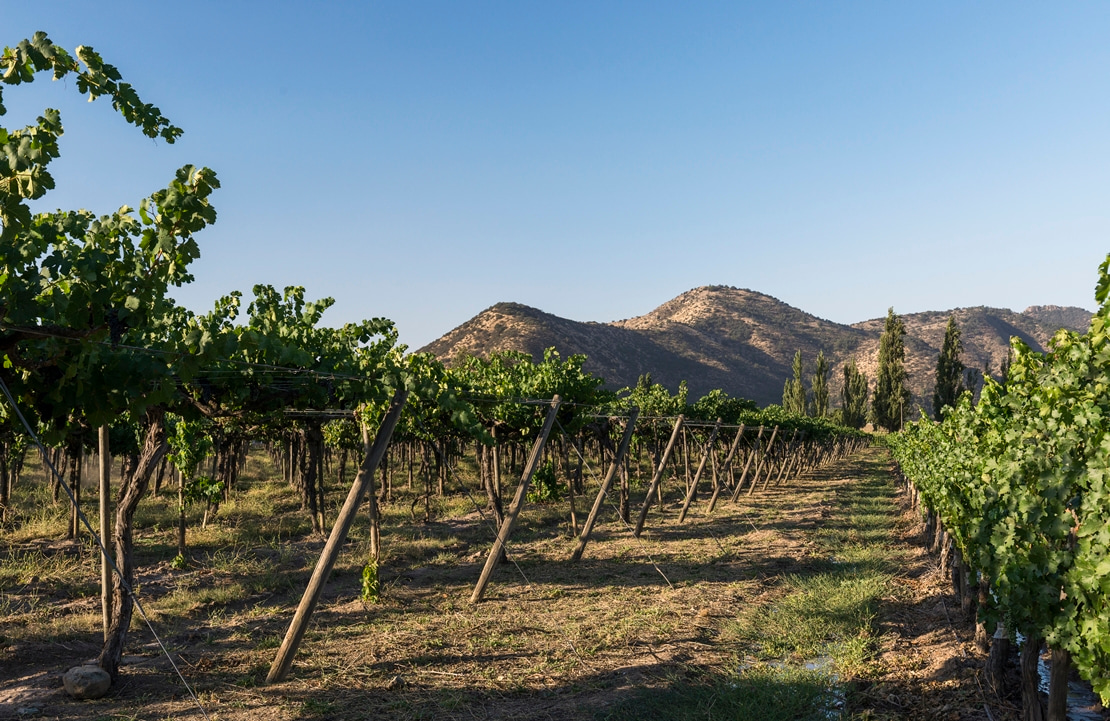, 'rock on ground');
62,665,111,700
